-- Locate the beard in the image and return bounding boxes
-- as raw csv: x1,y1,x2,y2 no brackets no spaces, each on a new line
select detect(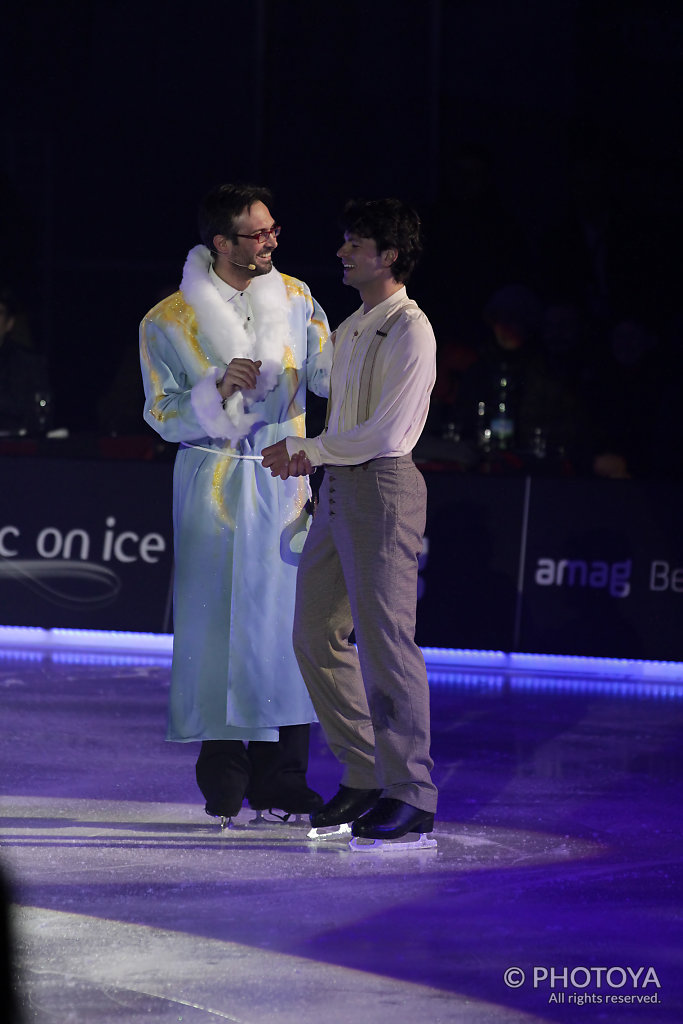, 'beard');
251,246,274,275
253,257,273,276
